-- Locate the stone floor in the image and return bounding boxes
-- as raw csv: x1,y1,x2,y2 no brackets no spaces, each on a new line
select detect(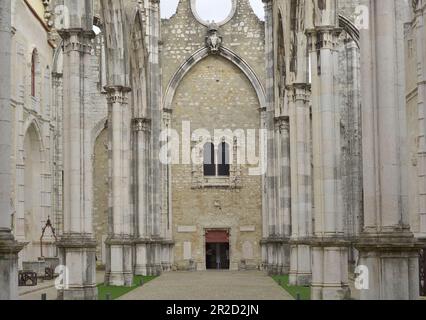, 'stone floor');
119,271,293,300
